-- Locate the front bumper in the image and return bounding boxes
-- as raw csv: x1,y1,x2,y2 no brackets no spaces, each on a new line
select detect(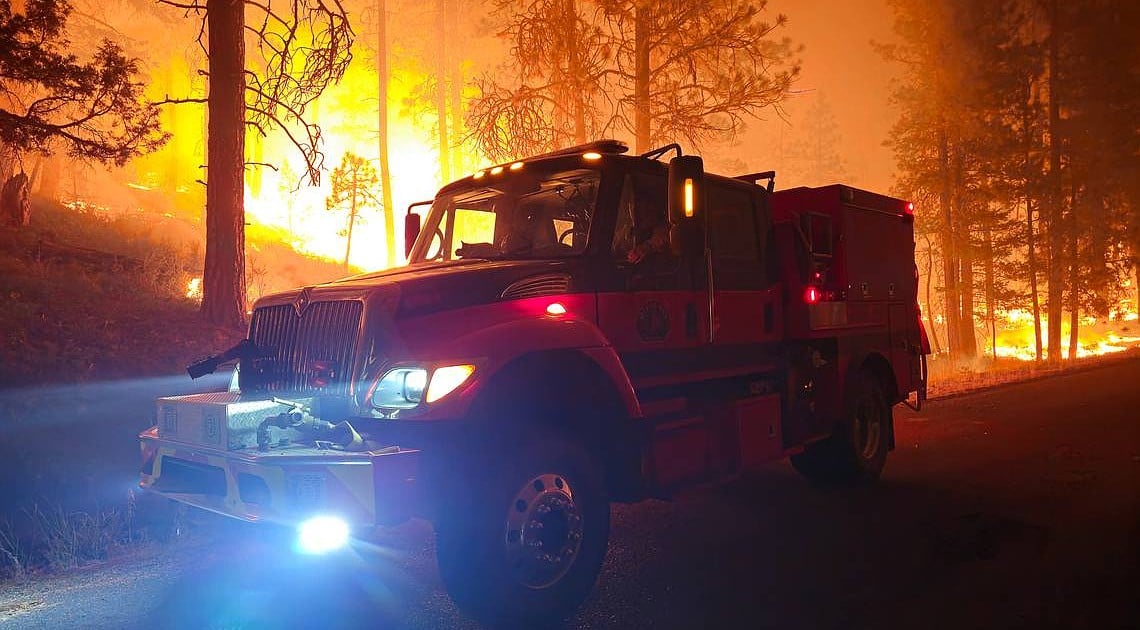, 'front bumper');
139,429,419,529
